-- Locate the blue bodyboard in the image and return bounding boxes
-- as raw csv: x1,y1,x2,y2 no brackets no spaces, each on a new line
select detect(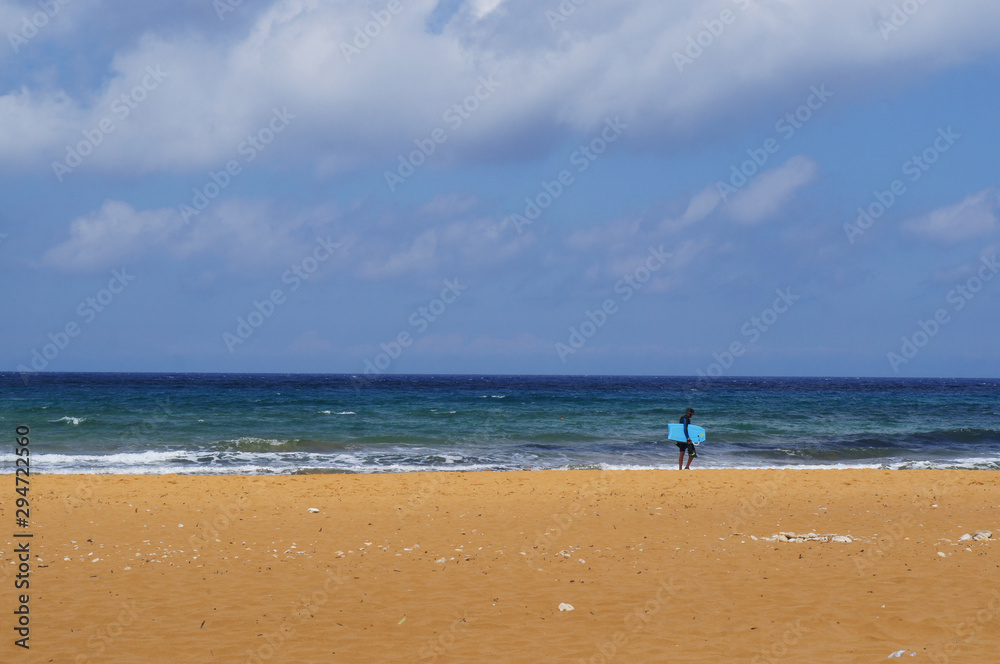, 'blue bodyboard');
667,423,706,445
